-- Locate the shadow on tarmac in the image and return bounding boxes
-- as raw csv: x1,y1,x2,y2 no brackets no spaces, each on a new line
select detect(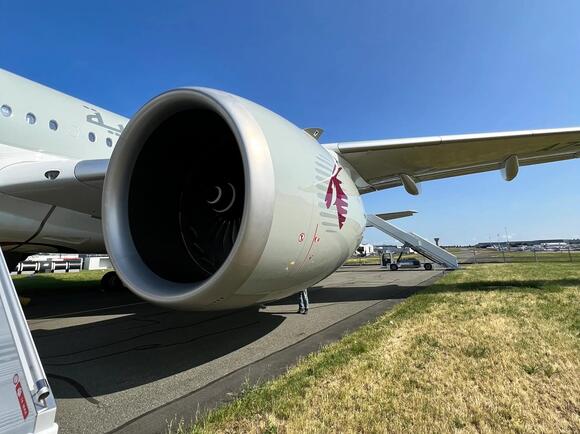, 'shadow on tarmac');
23,272,430,401
421,278,580,294
20,286,142,320
32,306,284,399
267,281,425,306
